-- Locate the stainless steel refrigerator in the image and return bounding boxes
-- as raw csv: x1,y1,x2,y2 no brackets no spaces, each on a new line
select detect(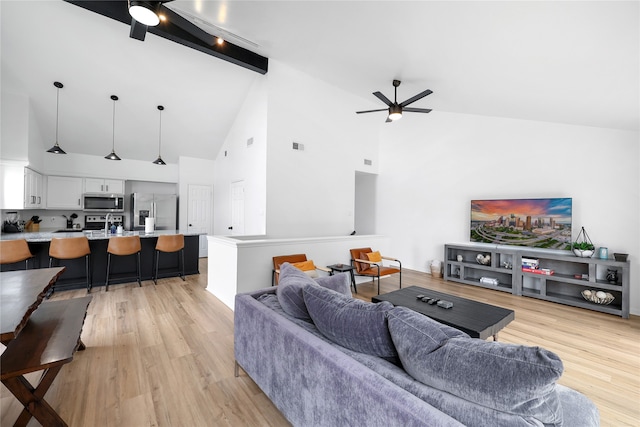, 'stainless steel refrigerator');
131,193,178,231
